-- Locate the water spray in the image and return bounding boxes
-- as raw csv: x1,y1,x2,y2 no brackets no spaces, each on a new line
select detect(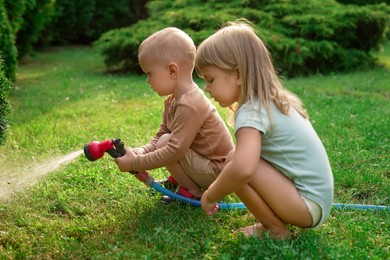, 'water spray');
83,139,389,211
1,150,83,200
